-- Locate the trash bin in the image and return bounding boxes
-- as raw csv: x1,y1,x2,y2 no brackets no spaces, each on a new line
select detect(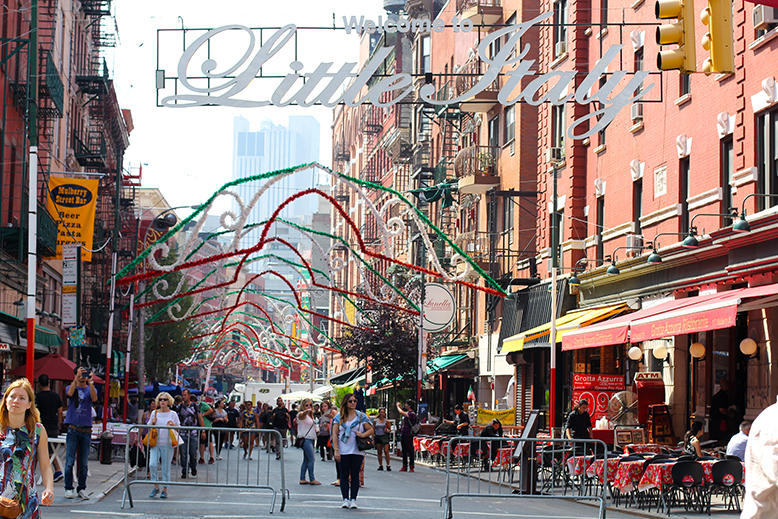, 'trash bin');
99,430,114,465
